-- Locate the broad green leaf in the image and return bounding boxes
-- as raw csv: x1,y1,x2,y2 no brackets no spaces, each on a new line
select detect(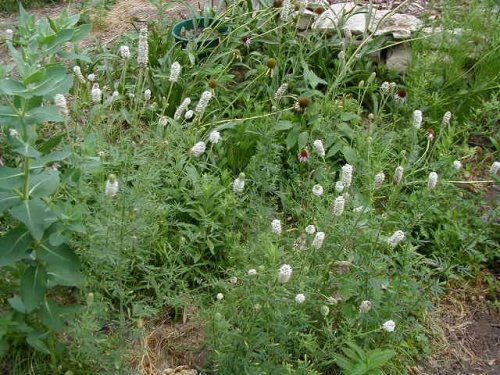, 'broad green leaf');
8,295,28,313
14,144,42,158
0,105,21,127
298,131,309,150
38,133,64,154
39,298,65,331
342,145,358,165
26,331,50,354
10,198,56,240
286,127,300,150
337,123,355,139
40,150,72,164
326,143,342,159
57,50,93,63
303,64,327,89
0,229,32,266
275,120,294,131
25,106,64,125
0,167,24,191
71,24,92,42
20,265,47,313
0,79,31,98
39,244,83,286
341,112,360,122
29,169,60,198
0,192,22,213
